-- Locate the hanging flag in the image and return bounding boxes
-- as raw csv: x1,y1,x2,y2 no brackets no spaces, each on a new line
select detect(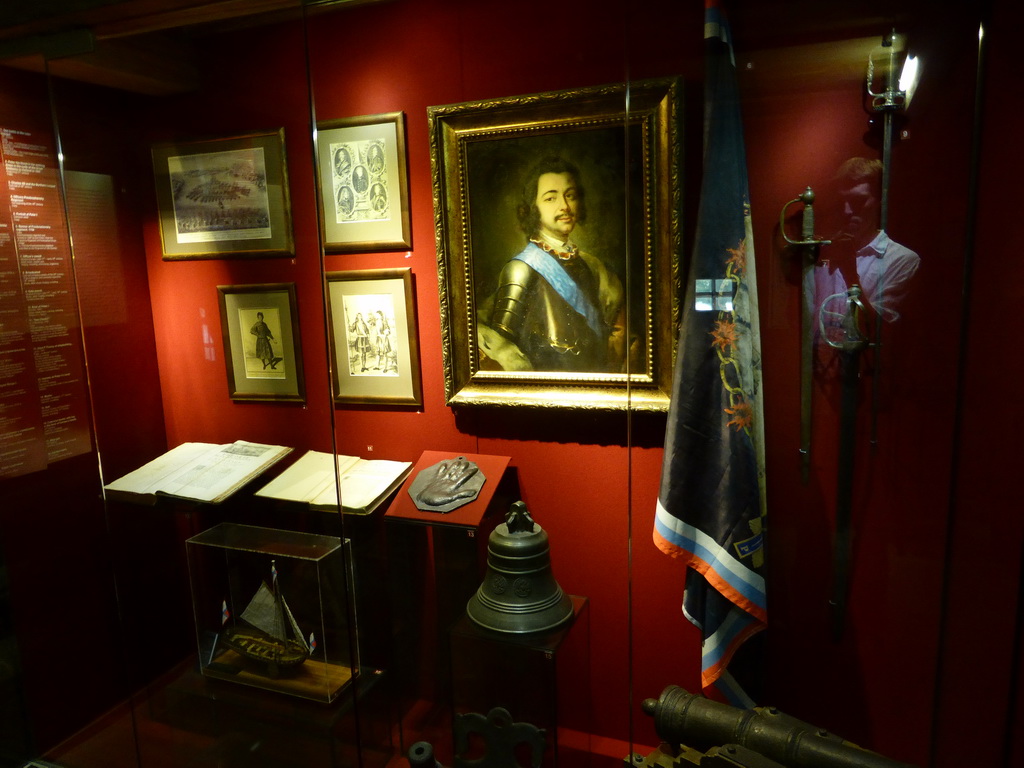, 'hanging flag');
221,600,230,626
653,0,767,707
309,632,317,652
271,561,278,586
